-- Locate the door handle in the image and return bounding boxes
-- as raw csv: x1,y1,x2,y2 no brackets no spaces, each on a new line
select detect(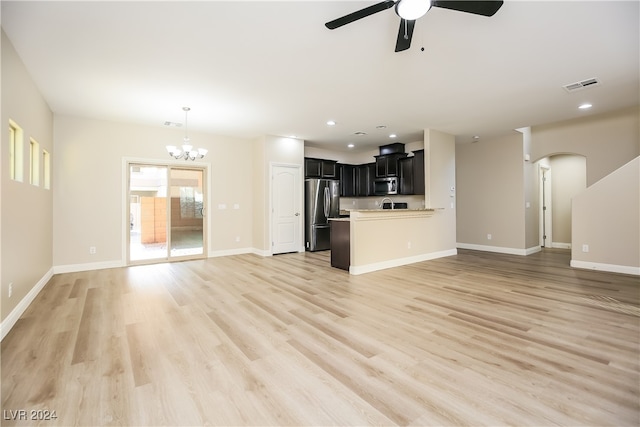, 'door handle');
295,212,300,216
323,187,330,218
